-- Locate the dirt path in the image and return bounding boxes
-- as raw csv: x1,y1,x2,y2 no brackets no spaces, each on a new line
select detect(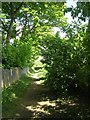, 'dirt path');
15,77,90,119
16,78,58,119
